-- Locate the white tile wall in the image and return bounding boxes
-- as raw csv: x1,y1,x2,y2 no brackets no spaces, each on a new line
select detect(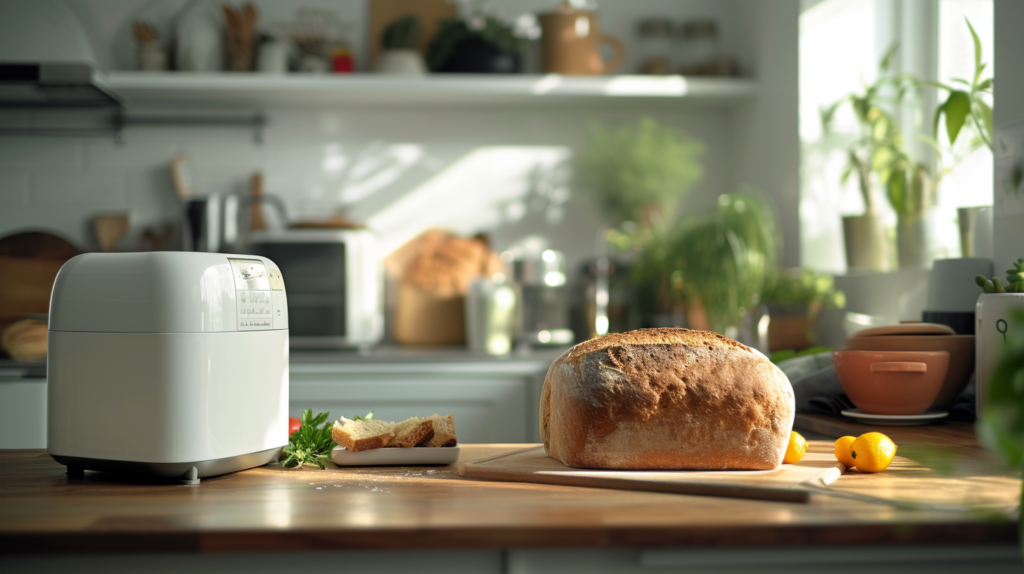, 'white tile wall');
0,103,734,276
